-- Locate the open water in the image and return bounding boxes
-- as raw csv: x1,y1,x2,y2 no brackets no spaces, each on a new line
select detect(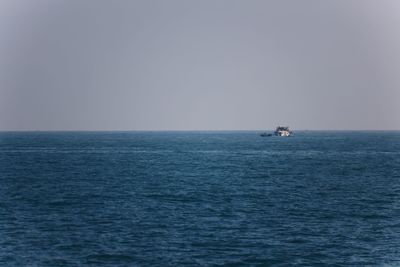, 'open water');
1,131,400,266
